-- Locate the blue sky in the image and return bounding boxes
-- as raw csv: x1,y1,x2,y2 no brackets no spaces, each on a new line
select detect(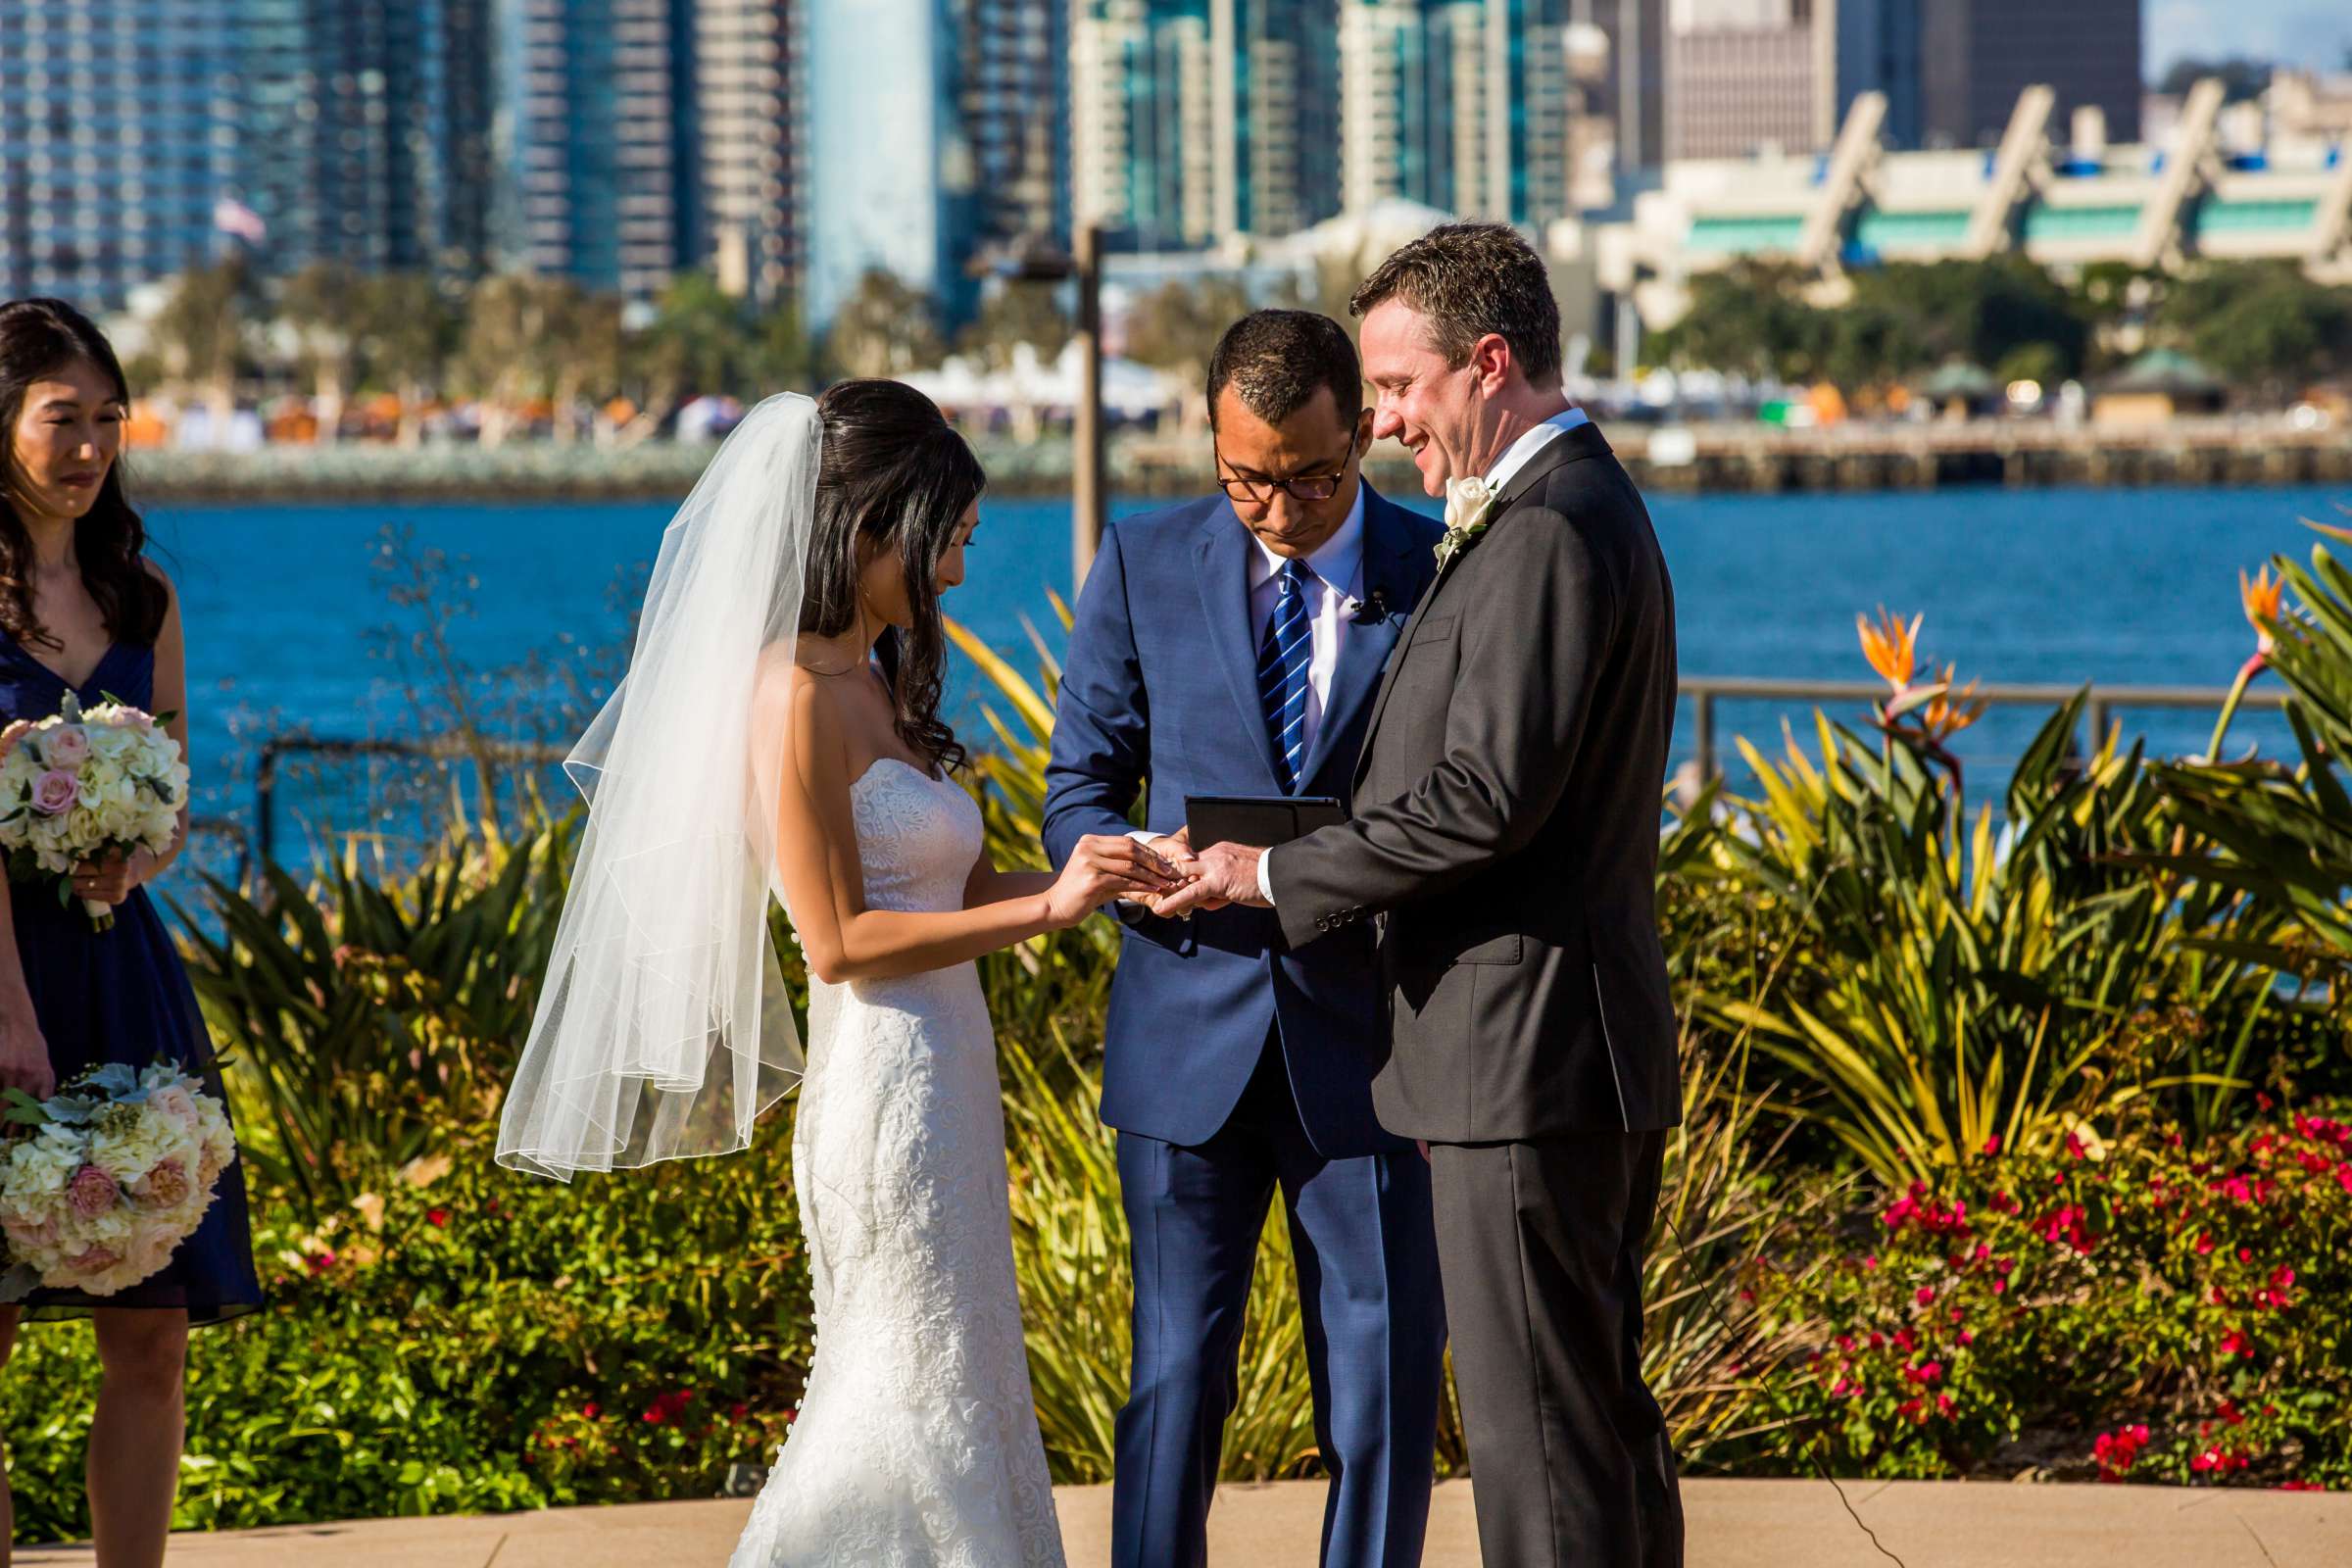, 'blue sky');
2145,0,2352,75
